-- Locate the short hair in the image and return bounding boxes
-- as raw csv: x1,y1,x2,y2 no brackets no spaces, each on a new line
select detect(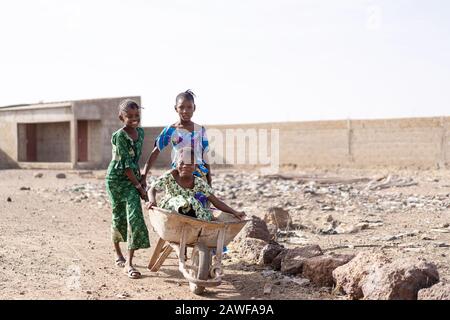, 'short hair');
175,89,196,105
118,99,140,115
